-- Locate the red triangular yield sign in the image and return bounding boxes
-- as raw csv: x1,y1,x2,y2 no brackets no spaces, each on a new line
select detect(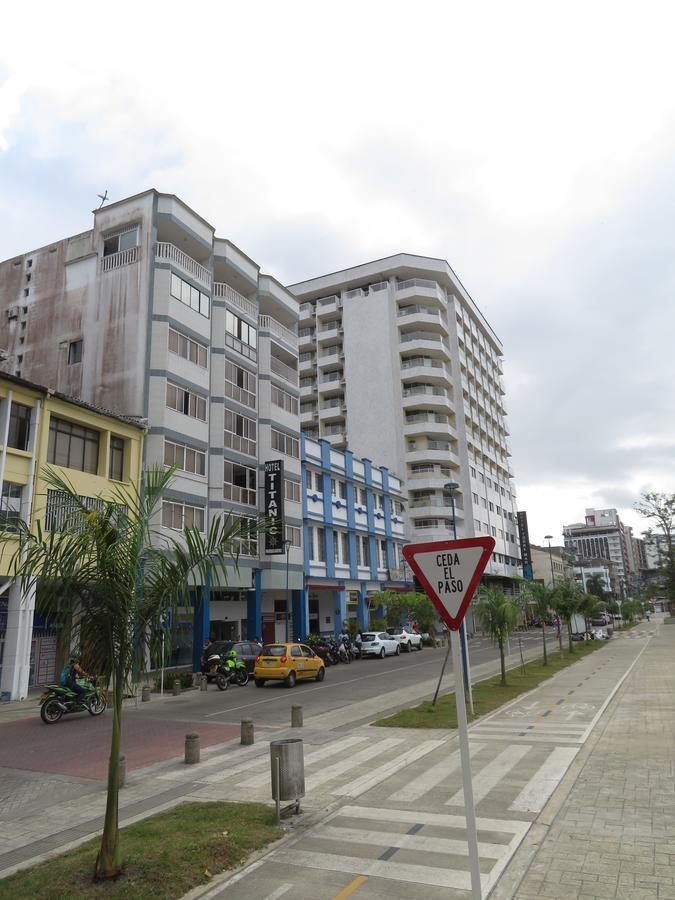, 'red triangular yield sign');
403,537,495,630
